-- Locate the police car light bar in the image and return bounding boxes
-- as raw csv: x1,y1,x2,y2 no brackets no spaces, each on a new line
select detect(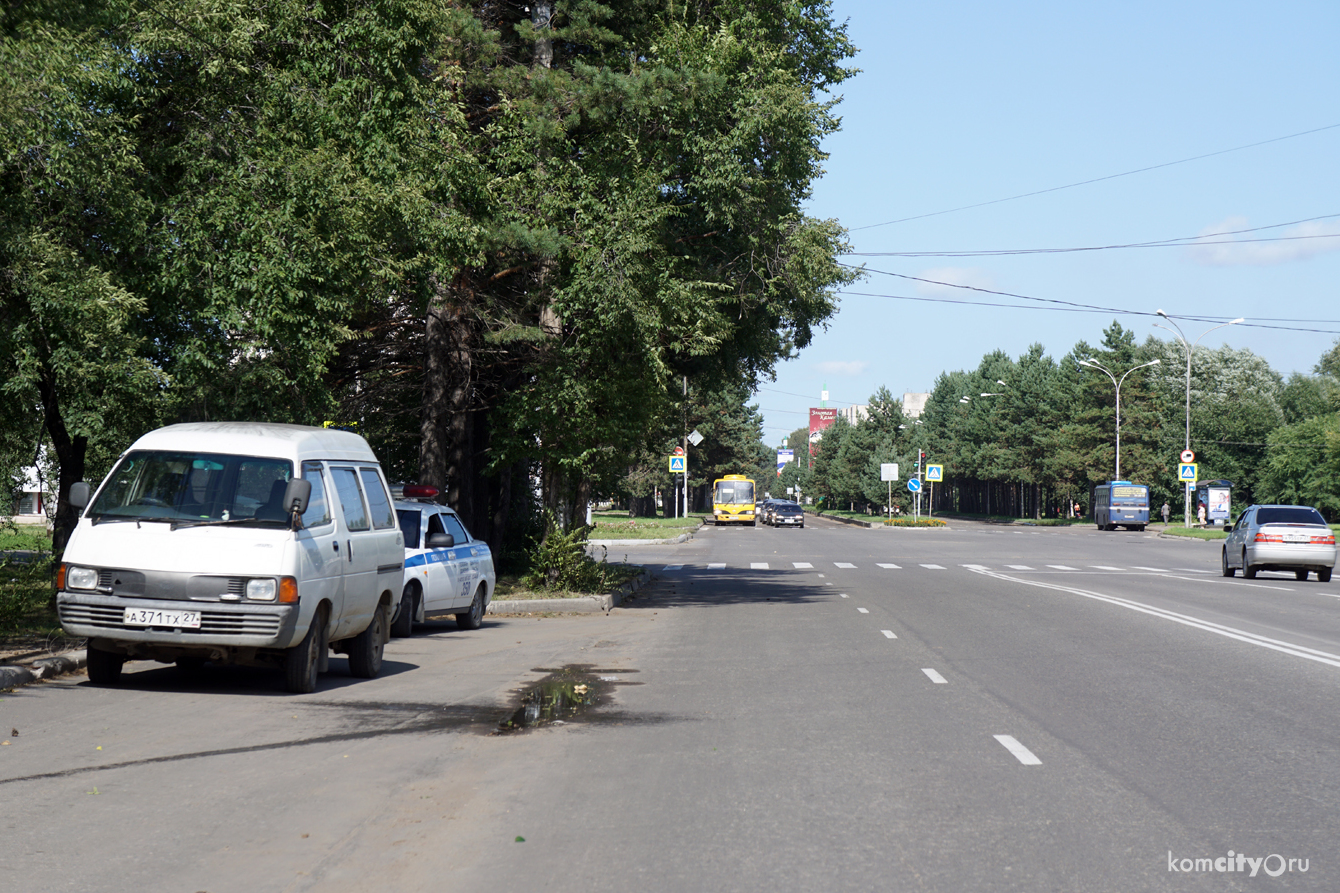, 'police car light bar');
402,484,440,500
